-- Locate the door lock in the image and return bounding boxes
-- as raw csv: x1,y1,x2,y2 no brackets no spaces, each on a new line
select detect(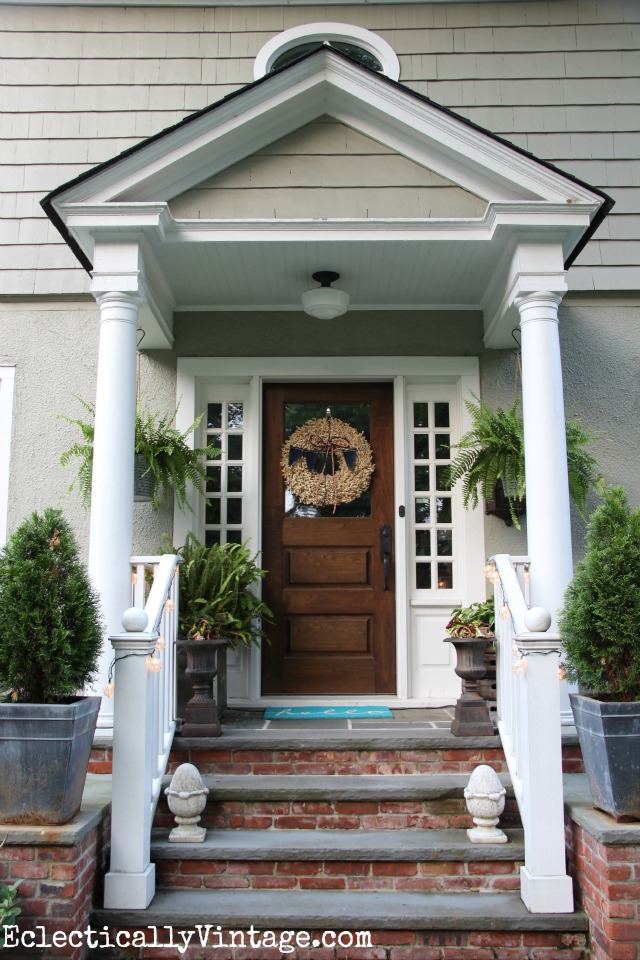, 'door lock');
380,524,393,591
